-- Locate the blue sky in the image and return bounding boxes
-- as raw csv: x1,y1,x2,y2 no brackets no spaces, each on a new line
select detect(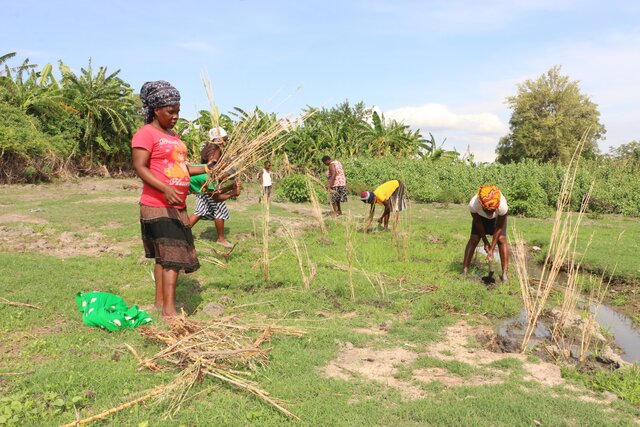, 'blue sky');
3,0,639,161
